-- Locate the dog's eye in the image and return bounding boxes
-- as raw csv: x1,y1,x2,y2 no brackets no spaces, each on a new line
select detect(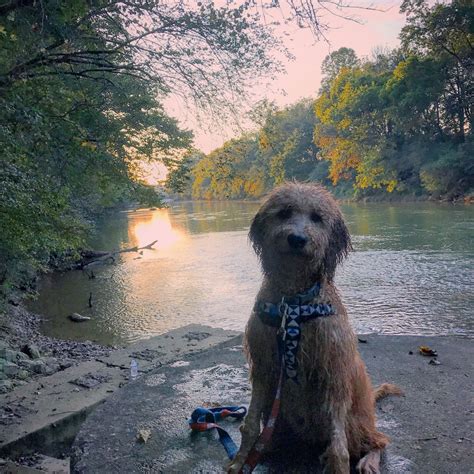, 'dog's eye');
277,208,292,220
311,212,322,223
